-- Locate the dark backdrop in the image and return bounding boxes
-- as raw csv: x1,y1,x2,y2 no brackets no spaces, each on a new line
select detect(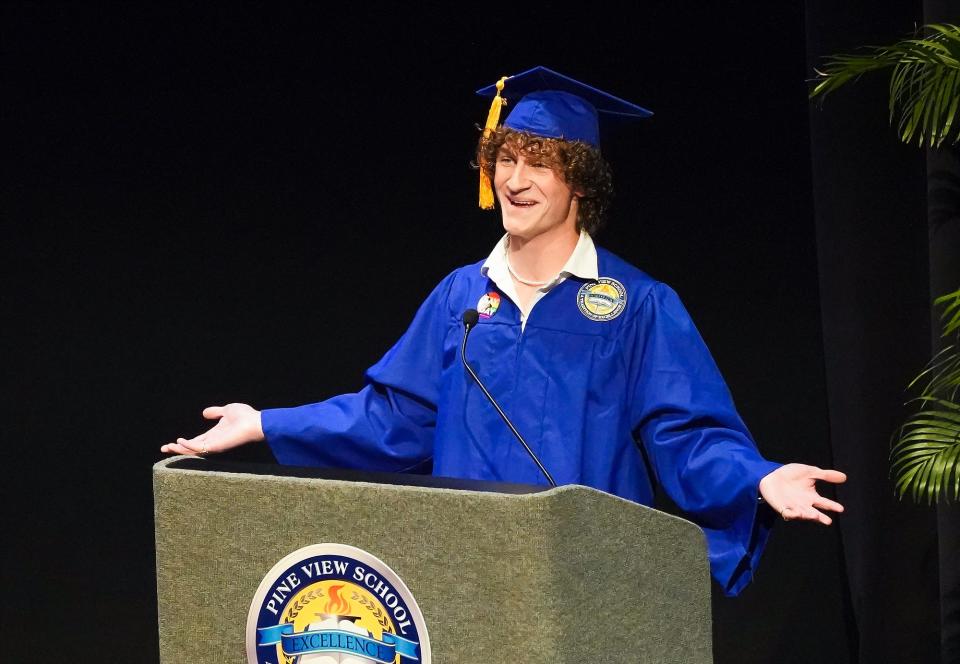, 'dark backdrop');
1,2,944,662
